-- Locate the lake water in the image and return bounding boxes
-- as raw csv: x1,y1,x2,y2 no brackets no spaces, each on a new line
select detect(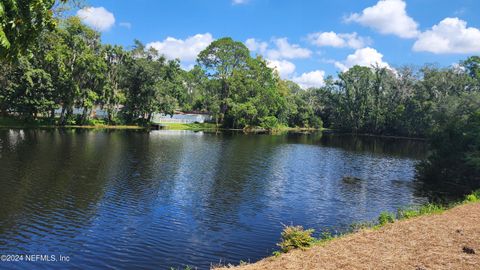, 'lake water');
0,129,428,269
